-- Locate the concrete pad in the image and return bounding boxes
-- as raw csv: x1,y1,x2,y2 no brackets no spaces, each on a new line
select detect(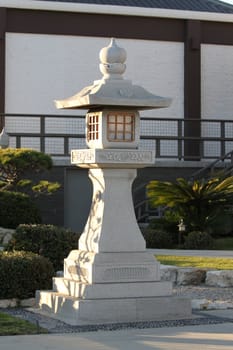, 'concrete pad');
0,323,233,350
